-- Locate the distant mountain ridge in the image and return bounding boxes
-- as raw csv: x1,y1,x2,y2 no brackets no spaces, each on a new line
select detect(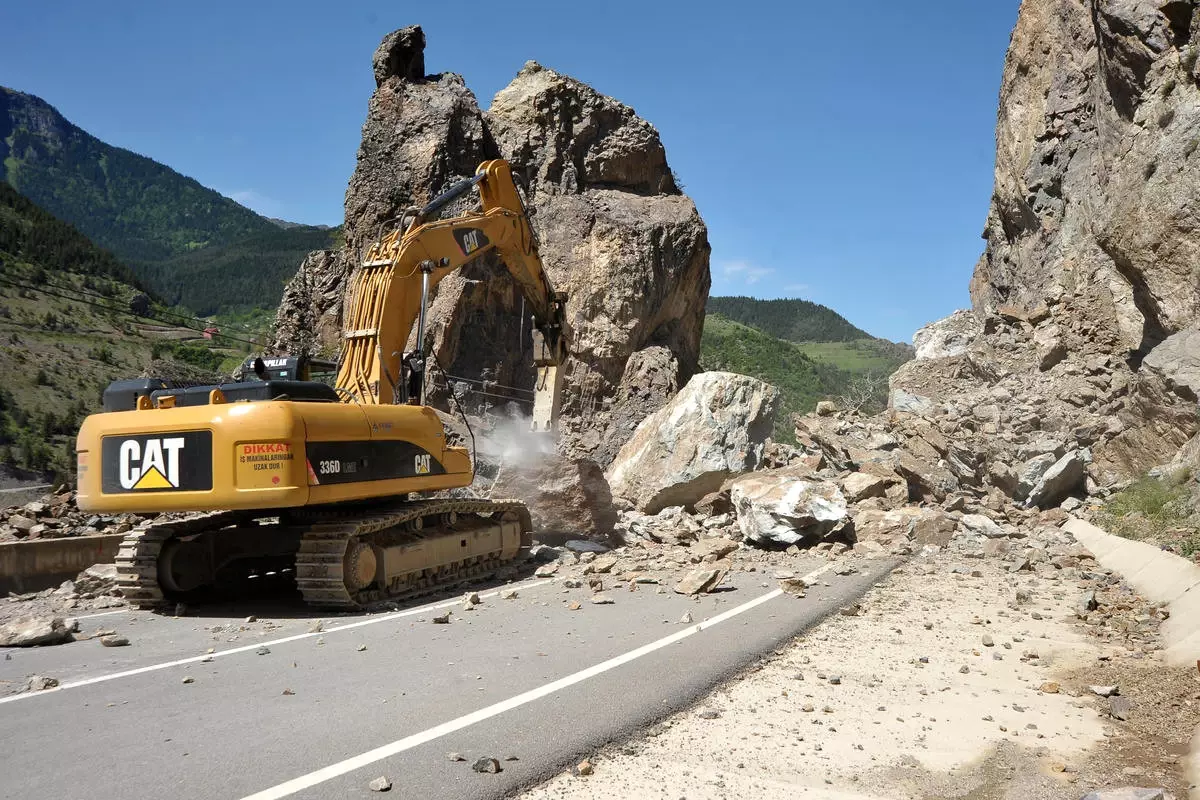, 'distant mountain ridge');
0,86,332,314
707,296,879,343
